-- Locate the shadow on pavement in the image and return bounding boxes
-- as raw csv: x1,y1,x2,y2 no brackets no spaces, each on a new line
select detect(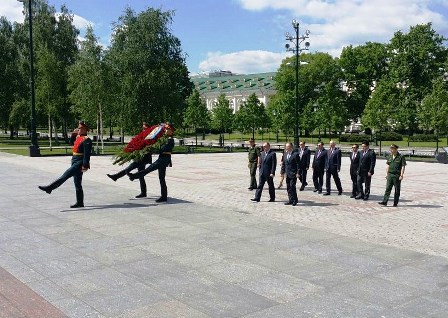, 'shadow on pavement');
299,200,339,207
